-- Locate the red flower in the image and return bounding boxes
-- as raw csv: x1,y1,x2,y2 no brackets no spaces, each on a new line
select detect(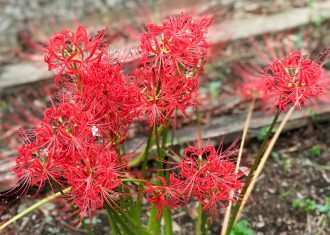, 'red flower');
10,14,214,221
13,136,65,196
134,13,211,126
40,102,94,161
139,12,212,79
144,175,184,220
154,144,244,217
133,67,199,126
77,62,140,143
178,144,243,216
44,25,108,85
264,50,330,110
67,145,123,220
